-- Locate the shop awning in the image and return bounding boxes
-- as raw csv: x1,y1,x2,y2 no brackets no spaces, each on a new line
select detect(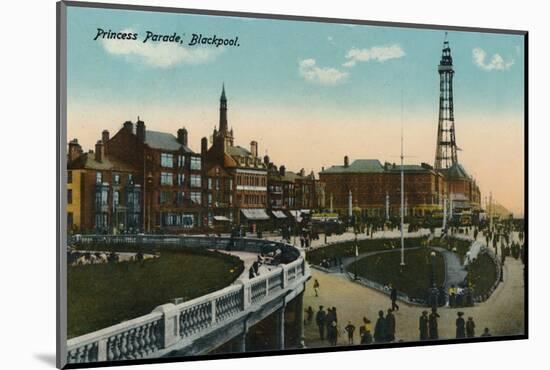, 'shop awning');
213,216,230,222
272,210,287,219
241,209,270,221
